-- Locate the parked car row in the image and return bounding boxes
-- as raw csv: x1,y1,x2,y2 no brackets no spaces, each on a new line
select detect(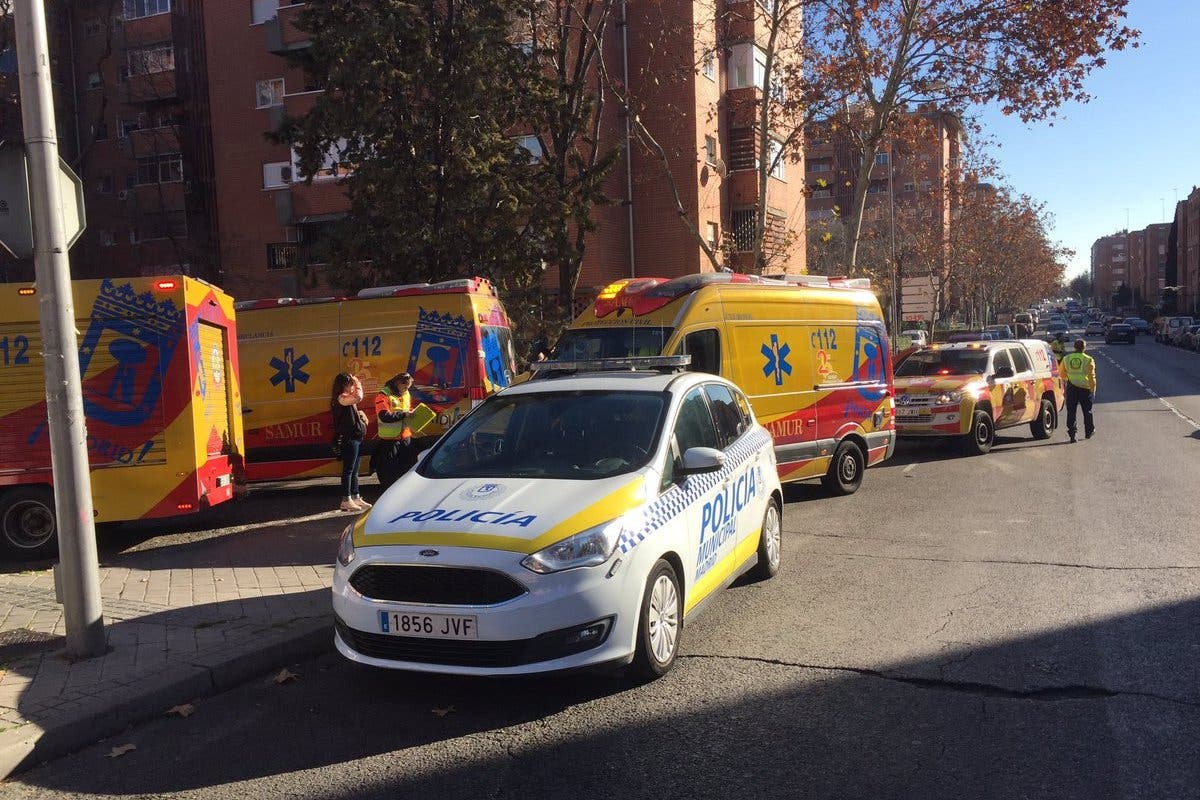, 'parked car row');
1157,315,1196,347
